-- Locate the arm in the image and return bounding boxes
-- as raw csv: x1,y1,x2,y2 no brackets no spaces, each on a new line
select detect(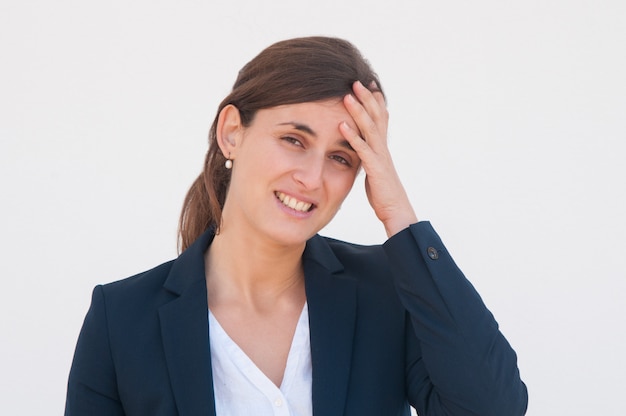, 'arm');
65,286,125,416
340,81,527,414
384,222,528,415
